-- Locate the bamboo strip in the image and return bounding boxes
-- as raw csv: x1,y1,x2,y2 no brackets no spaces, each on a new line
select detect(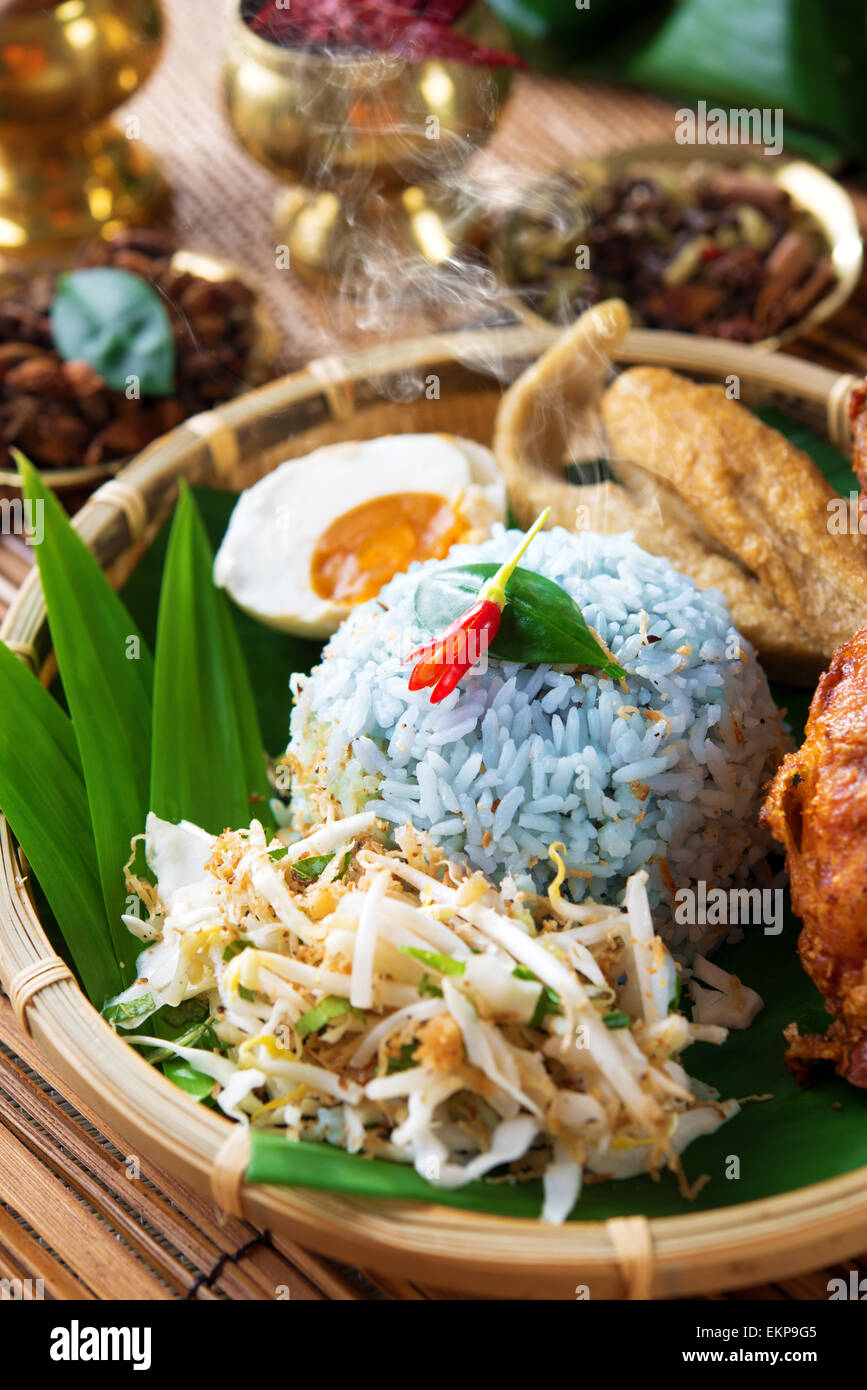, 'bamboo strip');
0,998,358,1300
0,572,17,609
0,1125,172,1300
0,540,31,588
0,1052,200,1296
268,1235,371,1301
0,1202,93,1300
